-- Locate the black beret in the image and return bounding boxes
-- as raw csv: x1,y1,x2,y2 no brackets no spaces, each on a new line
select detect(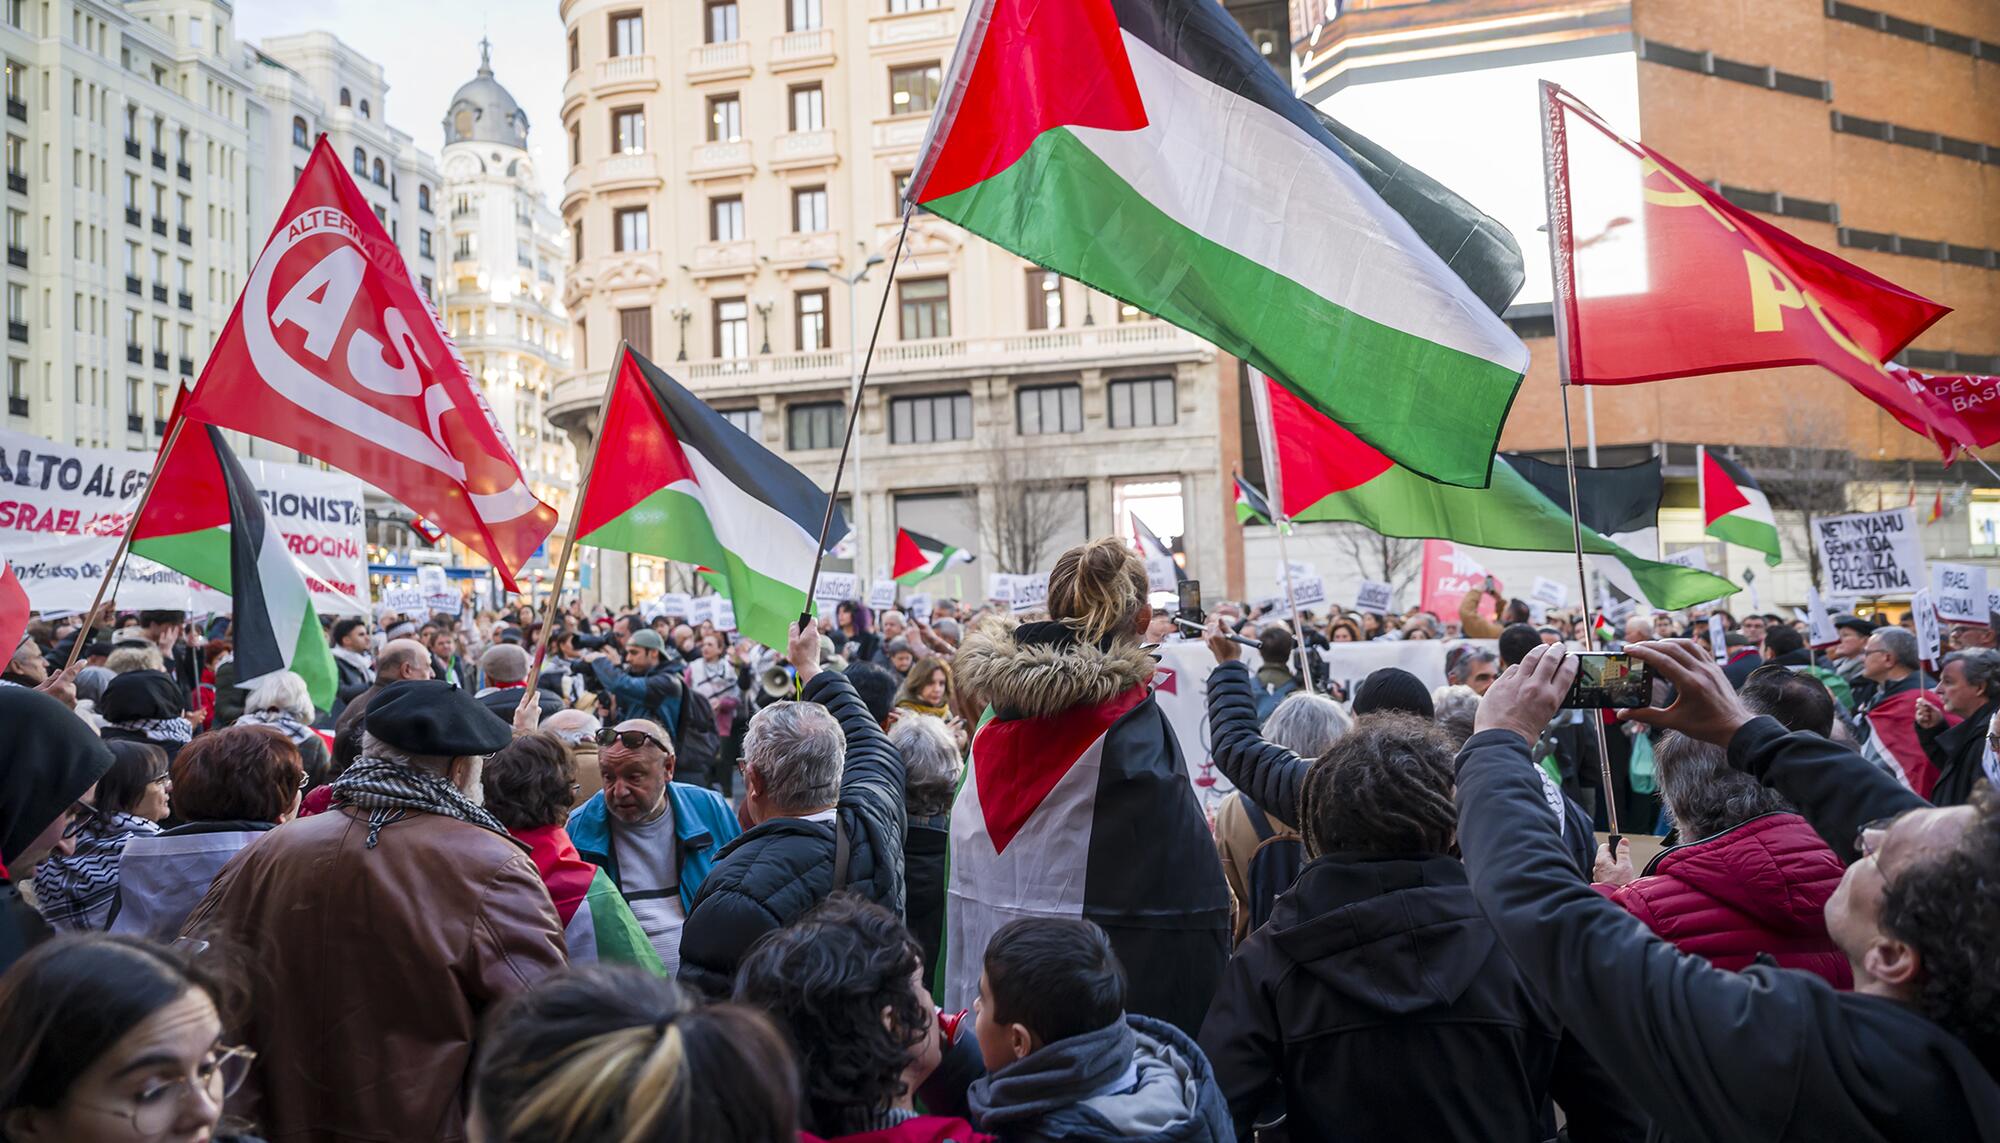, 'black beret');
99,669,187,721
363,680,511,756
